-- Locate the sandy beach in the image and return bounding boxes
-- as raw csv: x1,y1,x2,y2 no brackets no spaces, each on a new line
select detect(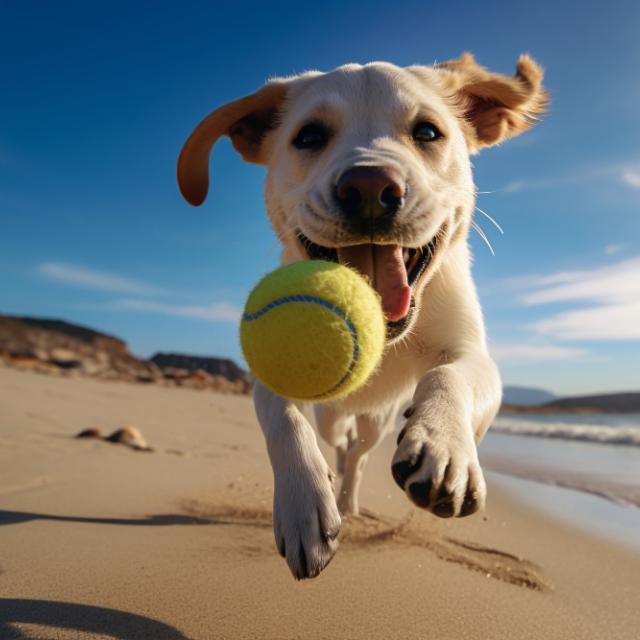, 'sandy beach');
1,366,639,640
